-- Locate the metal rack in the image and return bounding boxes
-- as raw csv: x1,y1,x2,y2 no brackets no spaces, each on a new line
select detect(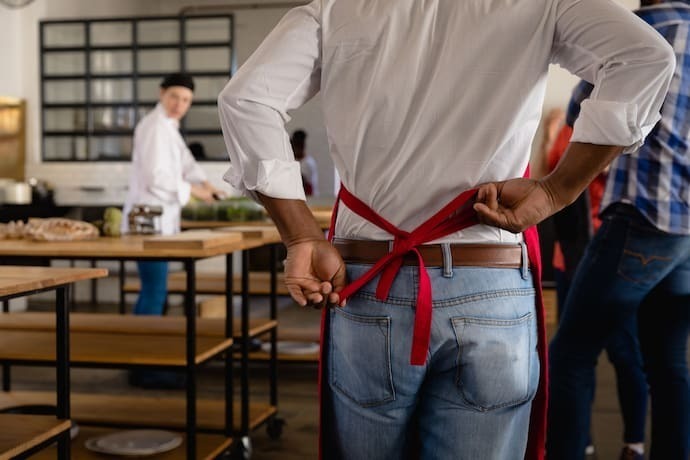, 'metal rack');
39,14,235,161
